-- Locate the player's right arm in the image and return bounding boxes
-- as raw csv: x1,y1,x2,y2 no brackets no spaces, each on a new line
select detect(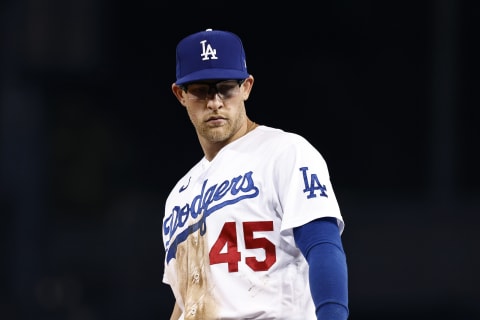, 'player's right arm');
169,301,182,320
